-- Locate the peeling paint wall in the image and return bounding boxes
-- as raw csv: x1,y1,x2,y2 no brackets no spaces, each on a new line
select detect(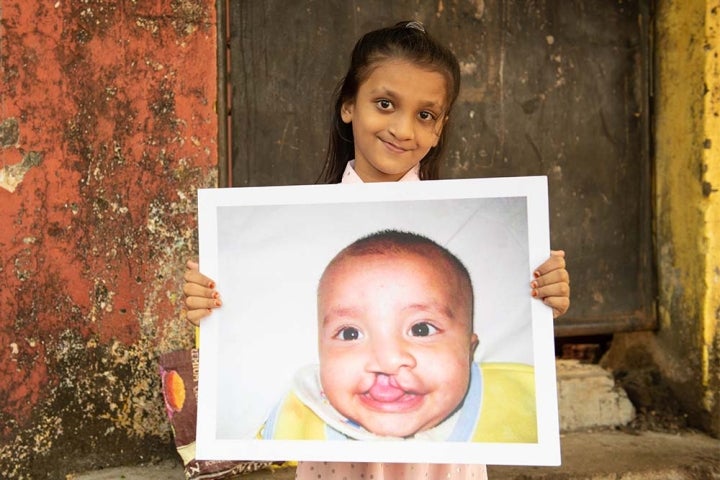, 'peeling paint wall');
652,0,719,435
0,1,217,477
604,0,720,437
700,0,720,435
